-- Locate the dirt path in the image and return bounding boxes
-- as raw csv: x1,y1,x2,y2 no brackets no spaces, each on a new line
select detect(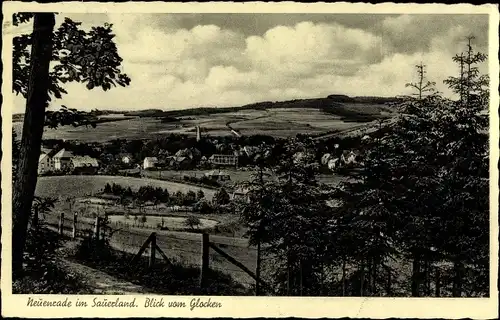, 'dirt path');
58,258,149,294
54,235,150,294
